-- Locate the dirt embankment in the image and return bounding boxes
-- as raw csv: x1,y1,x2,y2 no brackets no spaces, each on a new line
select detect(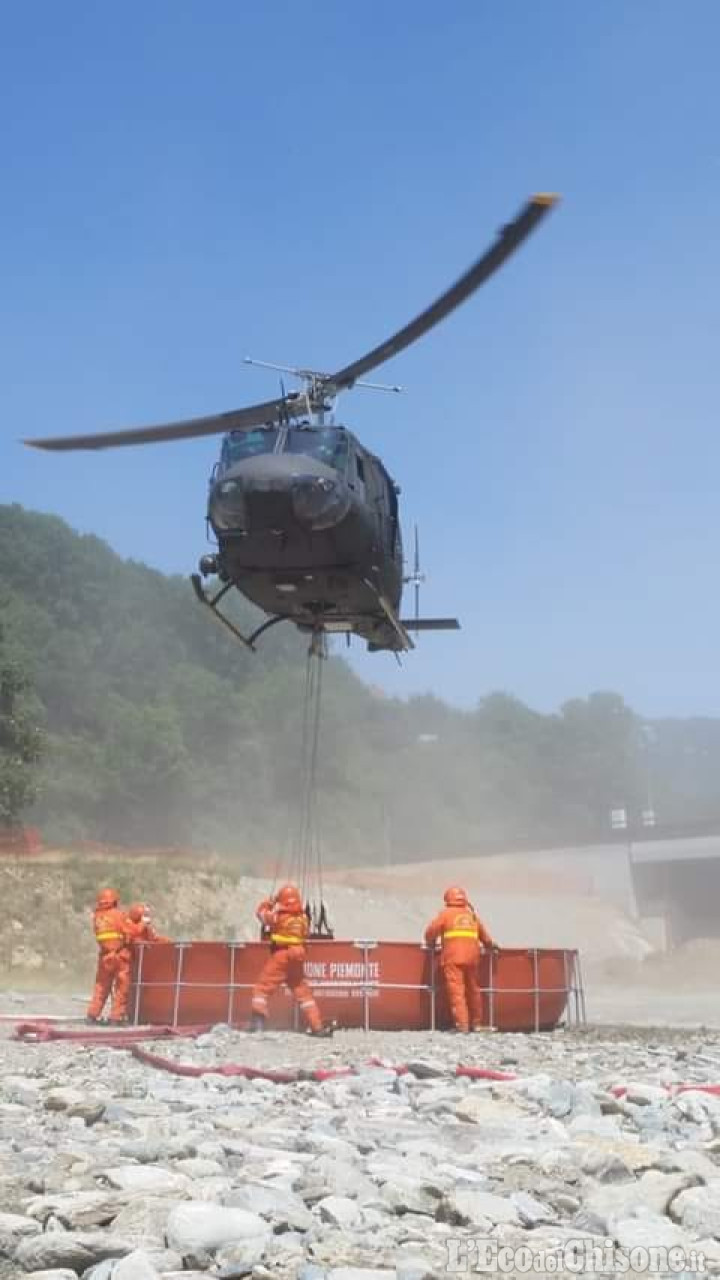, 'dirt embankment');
4,849,718,1027
0,847,649,979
